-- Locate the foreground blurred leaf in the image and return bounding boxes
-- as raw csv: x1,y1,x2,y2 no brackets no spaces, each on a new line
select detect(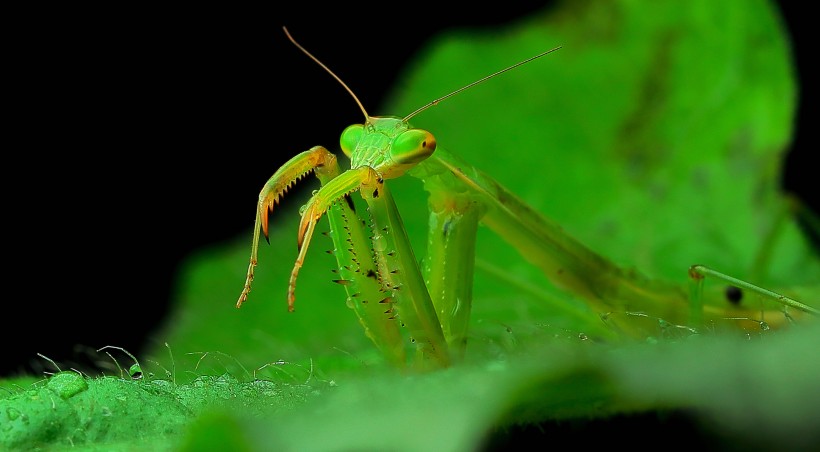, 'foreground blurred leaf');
203,323,820,451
